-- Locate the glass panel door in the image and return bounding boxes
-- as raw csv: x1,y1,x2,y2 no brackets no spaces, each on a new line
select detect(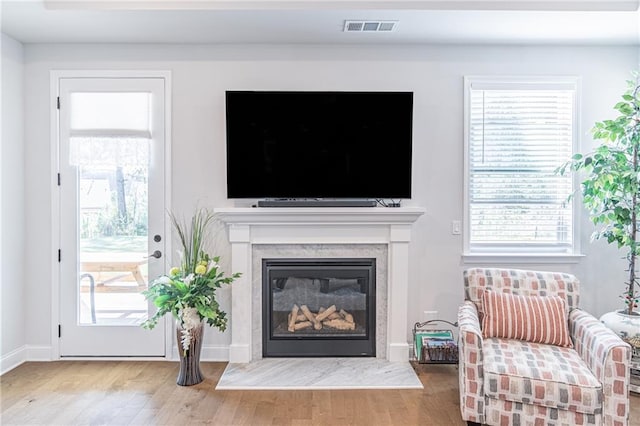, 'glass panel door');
58,76,166,356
